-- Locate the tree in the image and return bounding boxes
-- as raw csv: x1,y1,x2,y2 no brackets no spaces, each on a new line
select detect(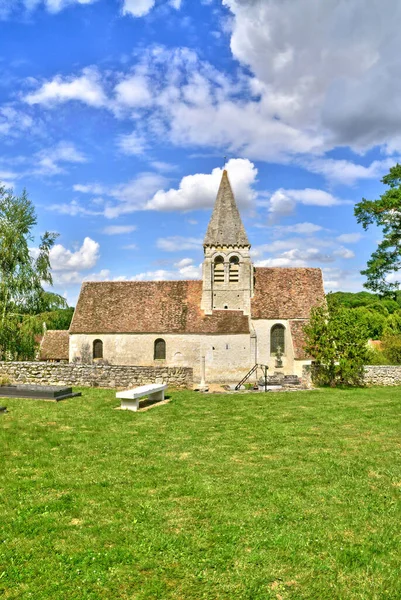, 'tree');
355,163,401,296
0,185,58,359
304,304,371,387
